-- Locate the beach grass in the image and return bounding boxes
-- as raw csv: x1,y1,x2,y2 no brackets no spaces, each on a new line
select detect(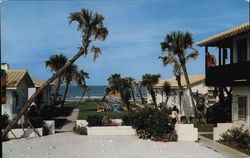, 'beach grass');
76,100,128,120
